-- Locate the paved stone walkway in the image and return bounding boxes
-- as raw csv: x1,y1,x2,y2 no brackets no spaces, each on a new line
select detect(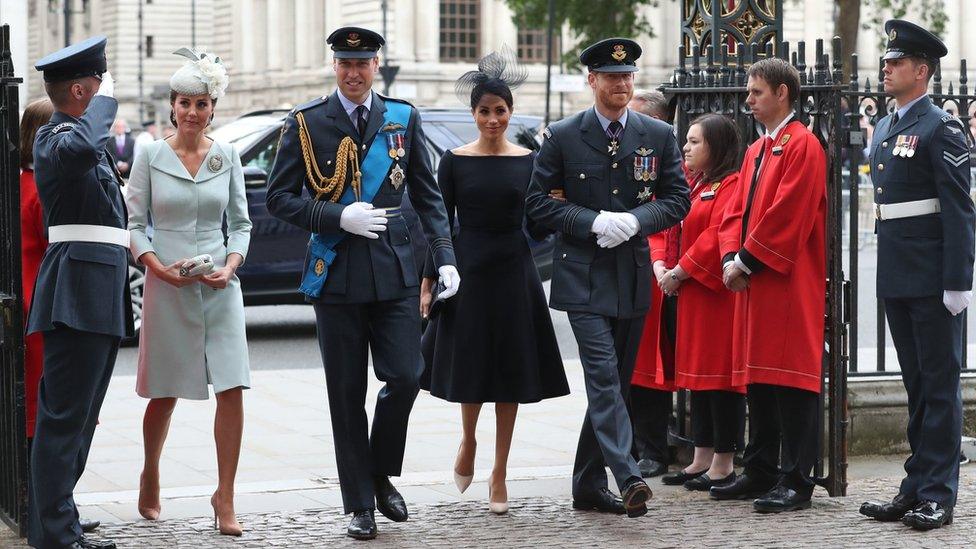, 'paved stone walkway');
4,471,974,547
